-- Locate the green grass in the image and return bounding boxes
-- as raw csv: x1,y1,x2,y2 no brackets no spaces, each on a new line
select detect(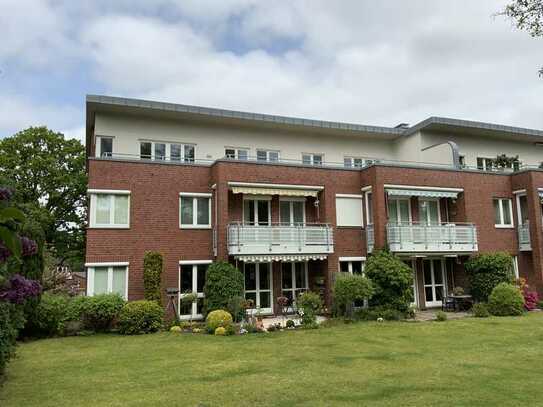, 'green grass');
2,313,543,406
